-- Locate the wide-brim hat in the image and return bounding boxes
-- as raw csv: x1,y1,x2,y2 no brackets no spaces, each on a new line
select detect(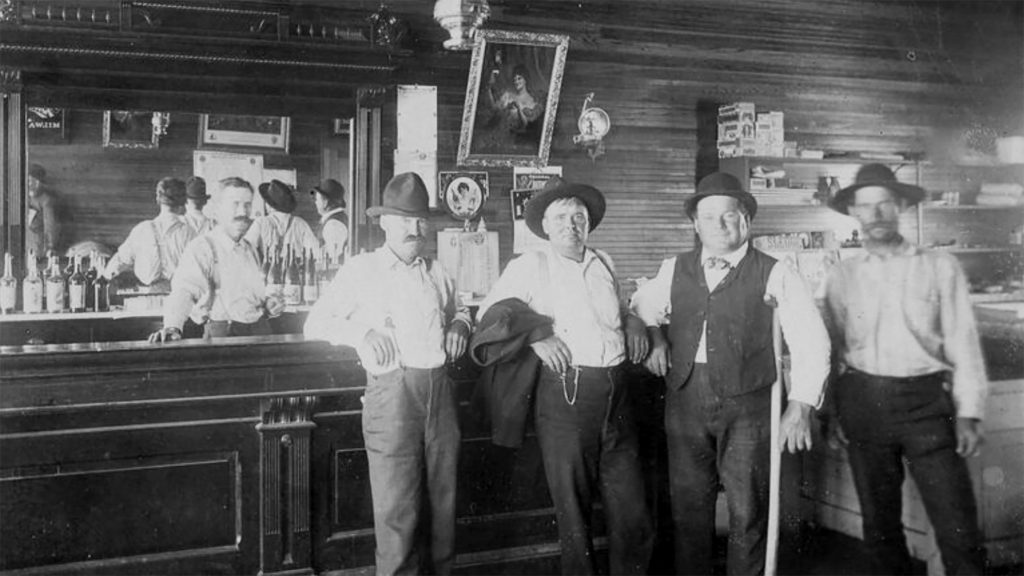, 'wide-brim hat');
310,178,346,207
259,179,297,214
686,172,758,220
829,163,925,214
155,177,187,208
186,176,208,200
524,176,606,239
367,172,431,218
